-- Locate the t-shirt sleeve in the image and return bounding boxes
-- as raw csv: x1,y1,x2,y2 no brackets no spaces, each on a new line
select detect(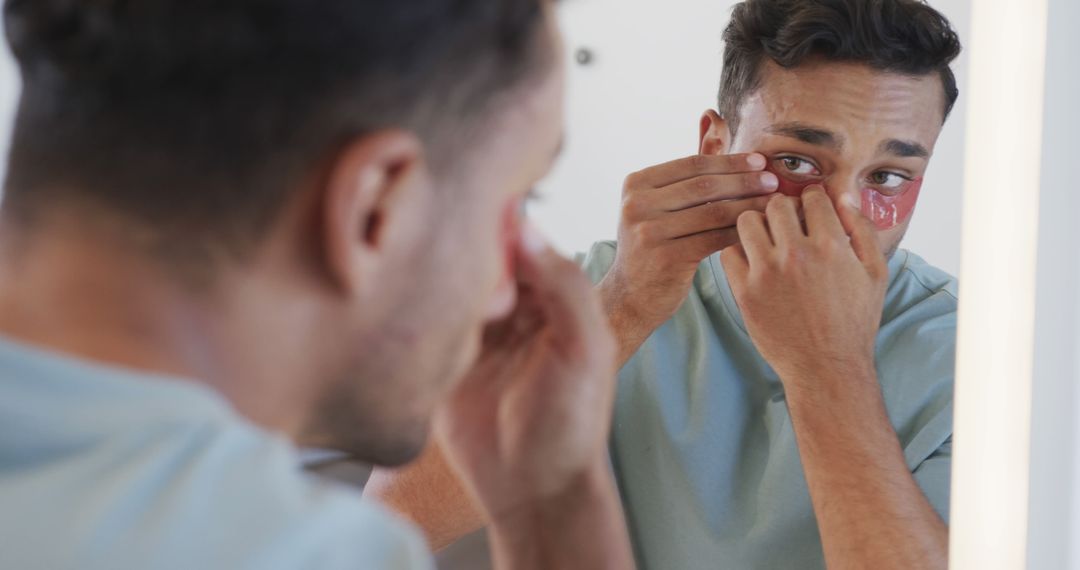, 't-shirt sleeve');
876,264,957,528
574,241,618,285
913,438,952,524
236,445,436,570
295,494,435,570
152,421,437,570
